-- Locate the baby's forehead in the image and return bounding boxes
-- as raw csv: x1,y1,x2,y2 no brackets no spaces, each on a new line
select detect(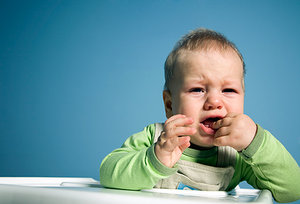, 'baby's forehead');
176,47,241,62
175,49,243,70
171,49,244,86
